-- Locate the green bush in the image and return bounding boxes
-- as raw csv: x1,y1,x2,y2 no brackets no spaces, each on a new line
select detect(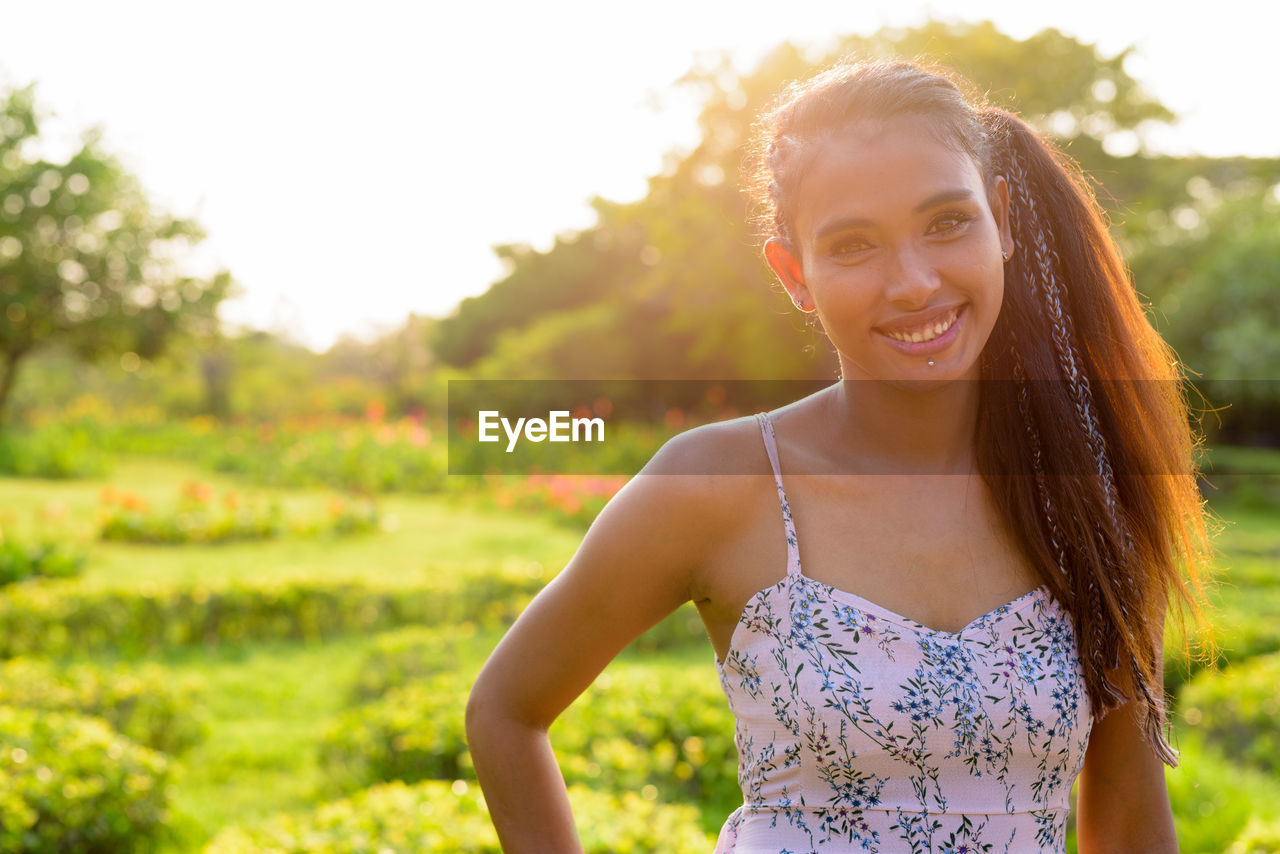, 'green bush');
0,537,85,586
1227,818,1280,854
0,705,172,853
1179,650,1280,774
1166,733,1280,854
319,659,738,814
203,780,713,853
320,674,472,793
98,483,381,545
89,413,448,495
0,574,537,658
0,657,206,753
553,663,738,812
349,624,473,702
0,423,111,478
204,420,447,494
